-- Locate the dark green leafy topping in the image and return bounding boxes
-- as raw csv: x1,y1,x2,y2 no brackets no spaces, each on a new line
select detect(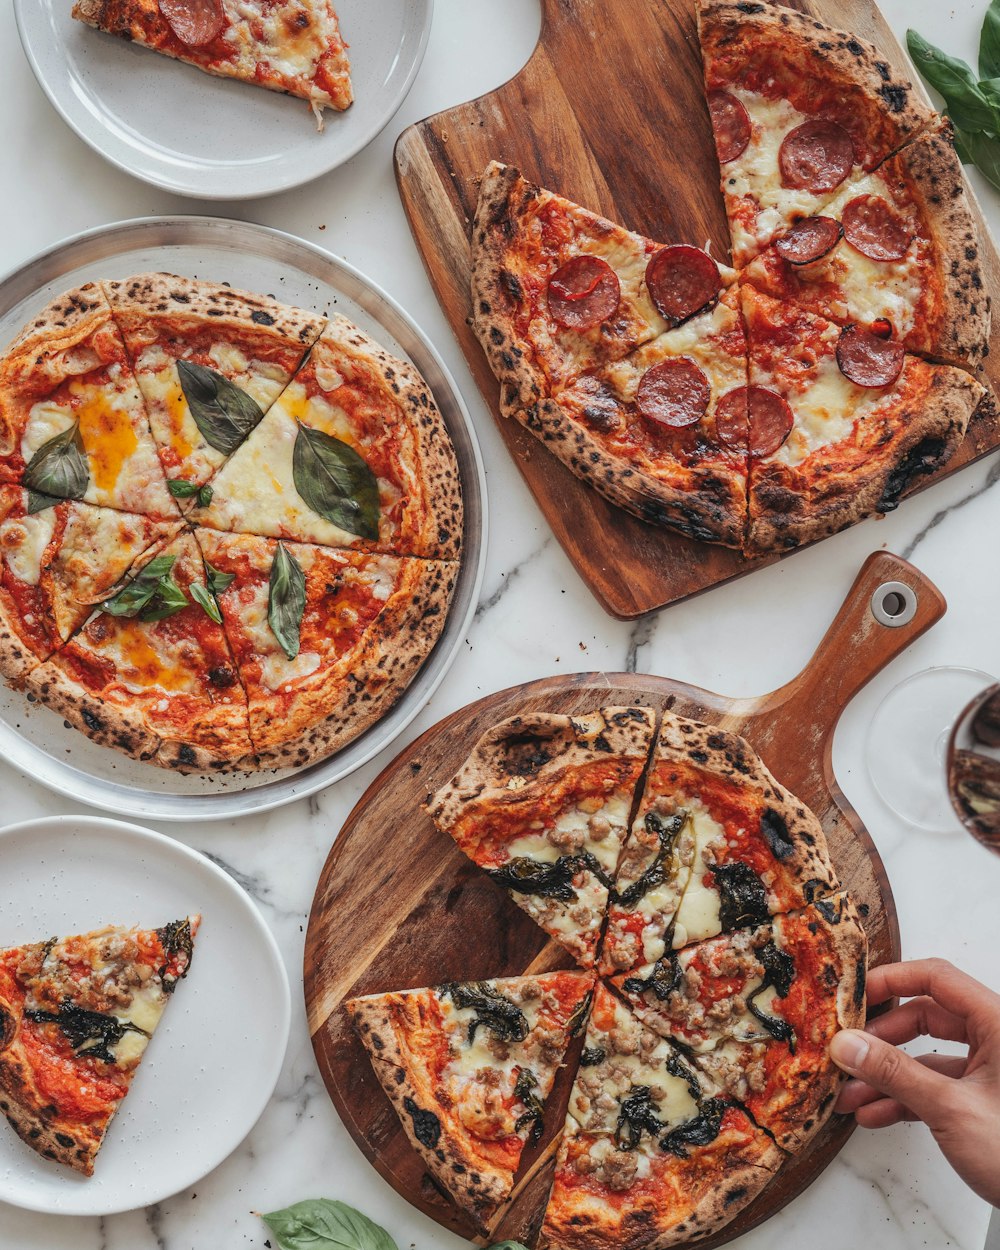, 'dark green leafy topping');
156,917,194,991
167,478,215,508
26,490,61,514
177,359,265,455
623,954,683,1002
261,1199,398,1250
567,989,593,1038
403,1096,441,1149
268,542,306,661
190,581,222,624
486,856,579,902
25,1002,148,1064
23,422,89,502
613,809,689,909
442,982,529,1044
100,554,189,622
759,808,794,860
292,423,380,540
513,1068,545,1143
746,940,797,1048
660,1097,729,1157
714,861,770,931
206,561,235,595
615,1086,664,1151
664,1052,702,1104
580,1046,606,1067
